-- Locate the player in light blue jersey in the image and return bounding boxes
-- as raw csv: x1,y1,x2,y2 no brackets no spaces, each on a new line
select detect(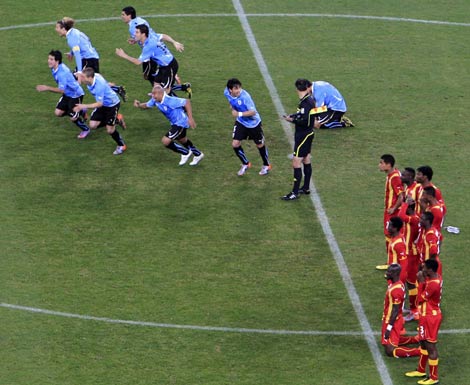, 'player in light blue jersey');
133,84,204,166
56,17,127,102
118,10,191,96
308,80,354,128
36,50,90,139
74,68,127,155
120,6,184,52
224,78,271,176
